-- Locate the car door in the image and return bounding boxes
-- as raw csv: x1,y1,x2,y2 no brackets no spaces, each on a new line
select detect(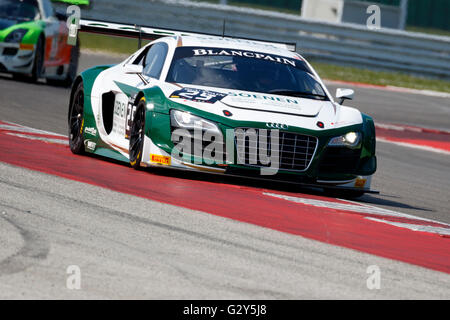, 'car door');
108,42,169,152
